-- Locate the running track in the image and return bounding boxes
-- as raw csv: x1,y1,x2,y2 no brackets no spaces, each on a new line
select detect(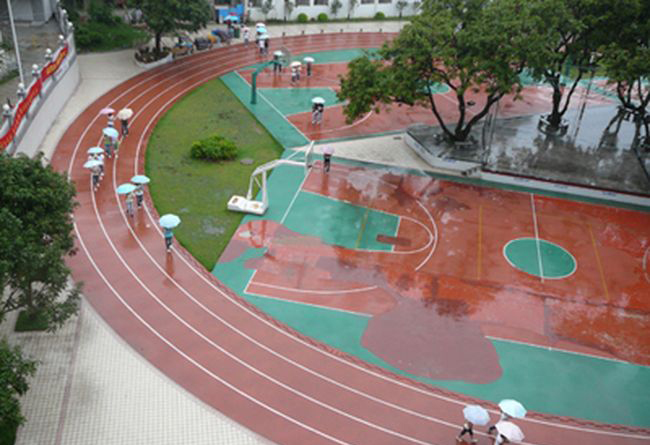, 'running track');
50,33,650,445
